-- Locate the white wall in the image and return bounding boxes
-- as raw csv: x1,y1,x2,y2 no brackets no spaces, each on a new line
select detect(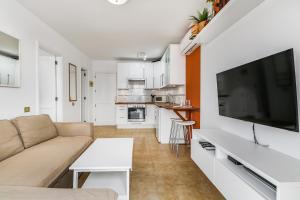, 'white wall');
92,60,117,74
201,0,300,159
0,0,91,121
